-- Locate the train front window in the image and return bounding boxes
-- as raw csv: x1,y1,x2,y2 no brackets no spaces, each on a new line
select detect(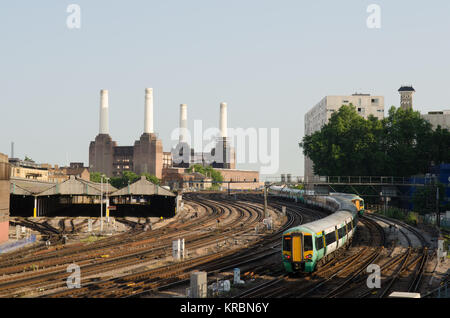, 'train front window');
304,235,312,251
283,236,291,251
